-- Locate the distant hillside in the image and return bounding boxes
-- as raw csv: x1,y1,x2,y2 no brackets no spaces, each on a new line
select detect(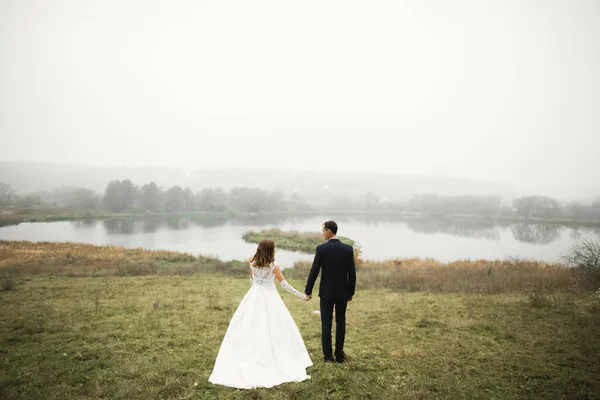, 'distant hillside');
186,168,517,200
0,162,187,194
0,161,516,199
